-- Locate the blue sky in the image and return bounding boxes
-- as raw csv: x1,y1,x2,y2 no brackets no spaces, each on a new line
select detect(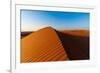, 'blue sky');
21,10,90,31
